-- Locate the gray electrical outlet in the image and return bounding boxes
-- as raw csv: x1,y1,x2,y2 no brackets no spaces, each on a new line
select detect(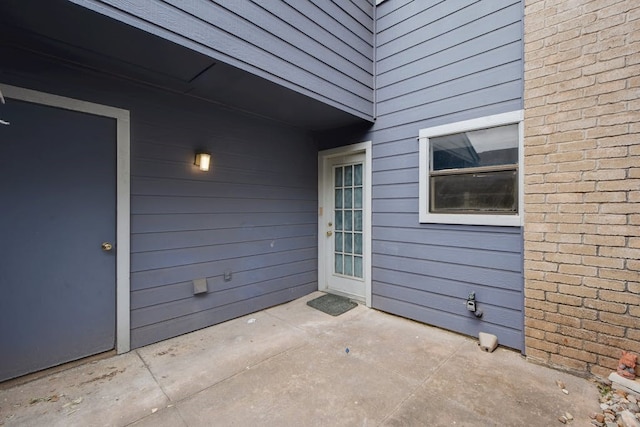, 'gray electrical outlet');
193,278,208,295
